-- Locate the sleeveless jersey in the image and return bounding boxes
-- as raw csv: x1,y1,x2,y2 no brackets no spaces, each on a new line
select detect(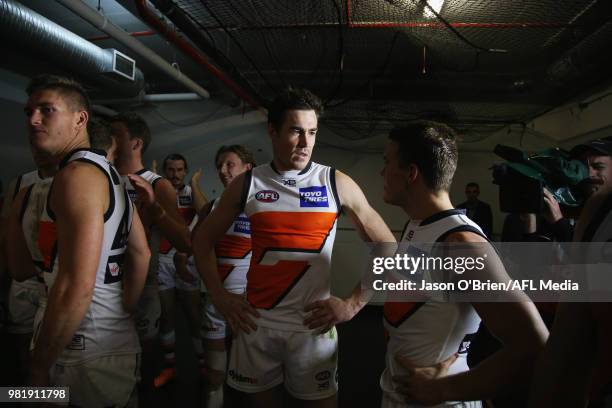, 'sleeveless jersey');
381,209,485,406
31,148,139,365
243,162,340,330
210,198,252,293
158,184,196,263
123,169,163,284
